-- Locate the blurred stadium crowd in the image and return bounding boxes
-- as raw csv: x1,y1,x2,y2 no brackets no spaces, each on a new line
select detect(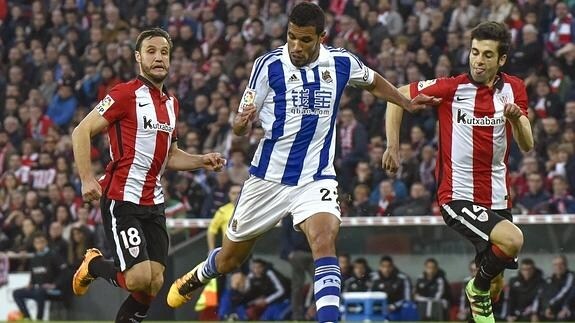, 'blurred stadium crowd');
1,0,575,319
